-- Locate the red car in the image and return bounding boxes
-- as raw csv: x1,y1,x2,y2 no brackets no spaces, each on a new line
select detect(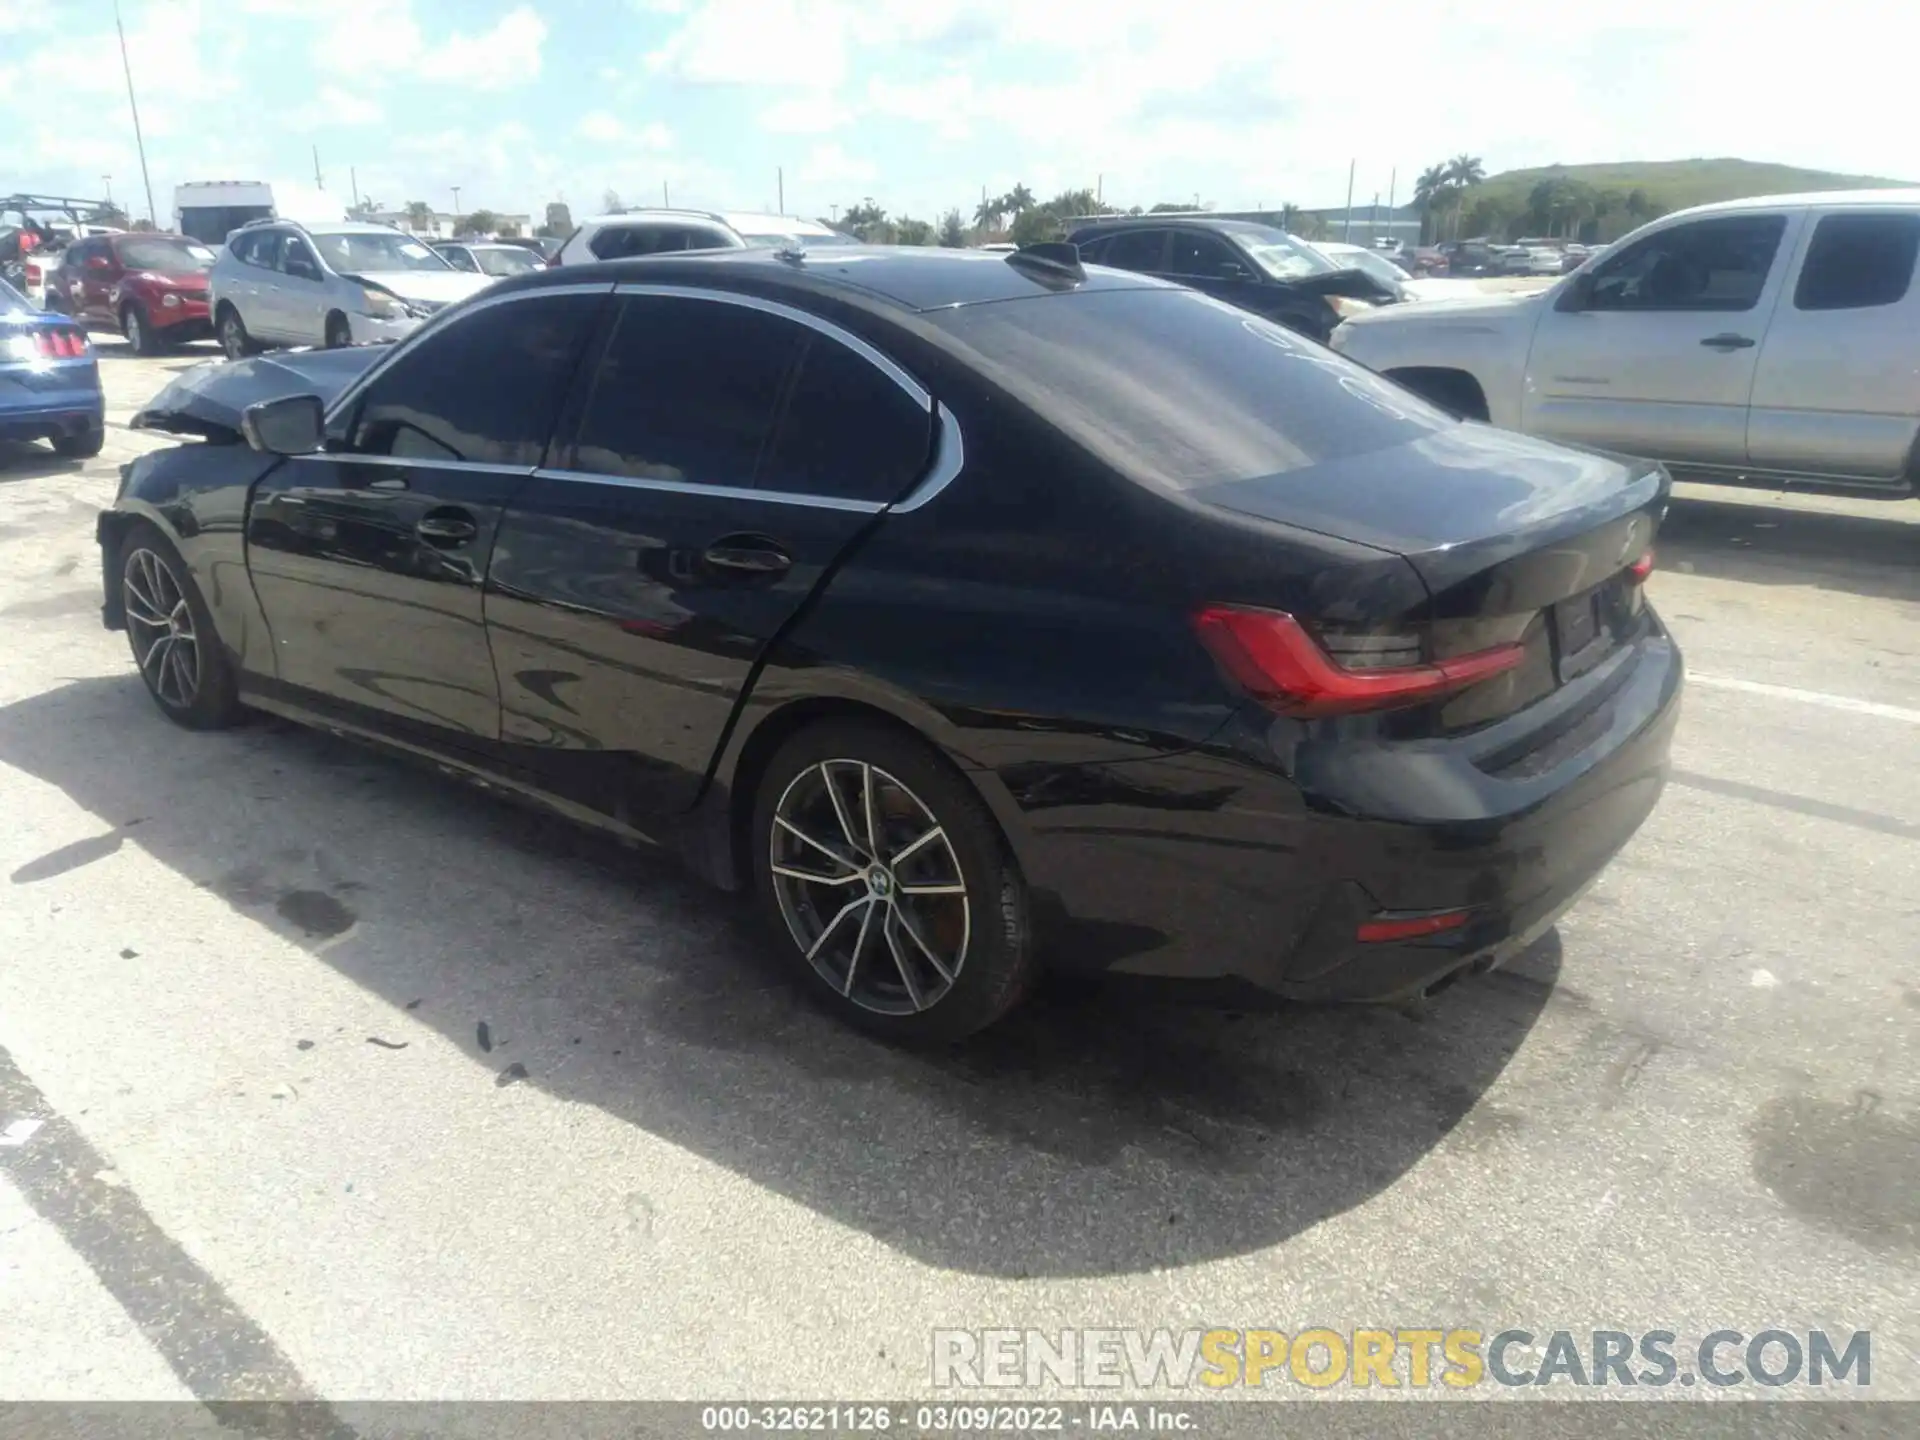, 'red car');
46,232,217,354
